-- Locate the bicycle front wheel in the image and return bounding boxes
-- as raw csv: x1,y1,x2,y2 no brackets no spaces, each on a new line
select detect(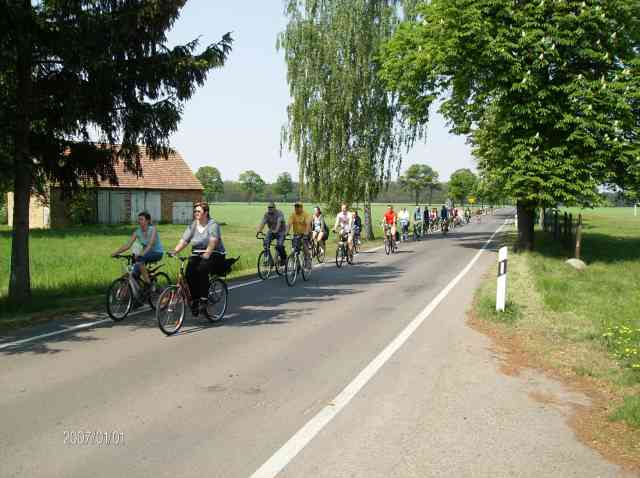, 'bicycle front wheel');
257,250,273,280
106,277,133,321
285,253,298,286
316,243,325,263
384,238,391,255
148,272,171,310
204,278,228,323
301,254,312,281
336,246,344,268
156,286,185,336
